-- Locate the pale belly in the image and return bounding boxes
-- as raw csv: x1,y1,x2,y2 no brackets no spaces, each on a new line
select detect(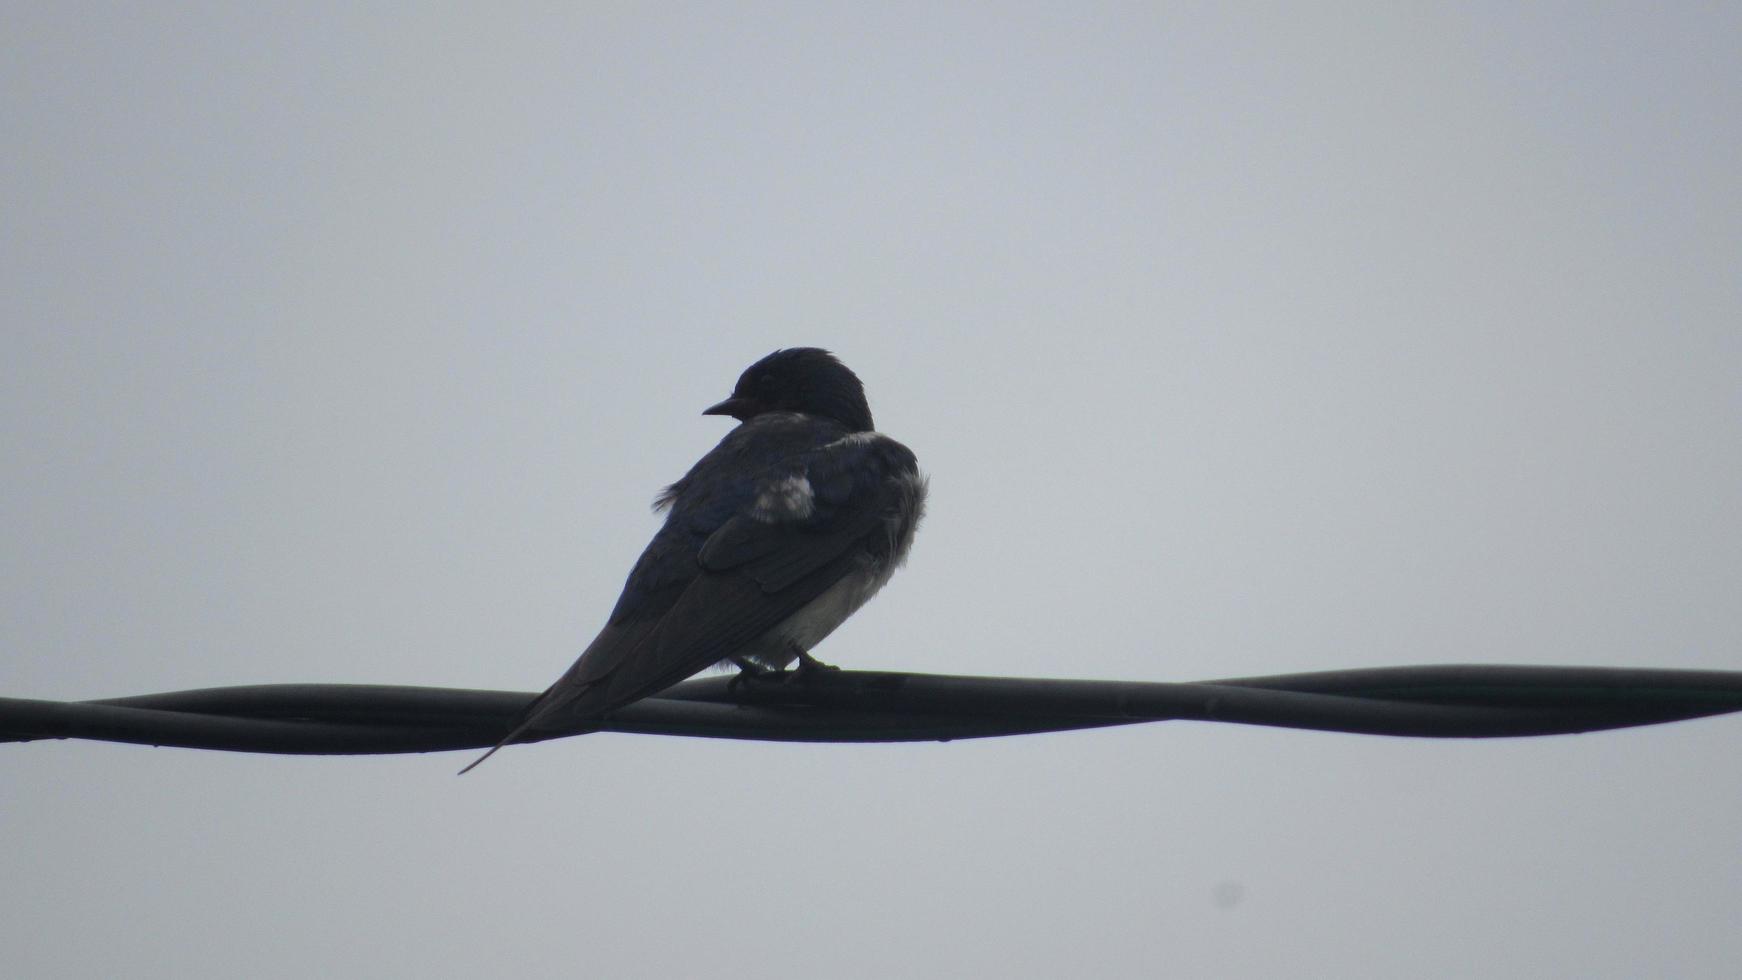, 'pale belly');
725,557,892,670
